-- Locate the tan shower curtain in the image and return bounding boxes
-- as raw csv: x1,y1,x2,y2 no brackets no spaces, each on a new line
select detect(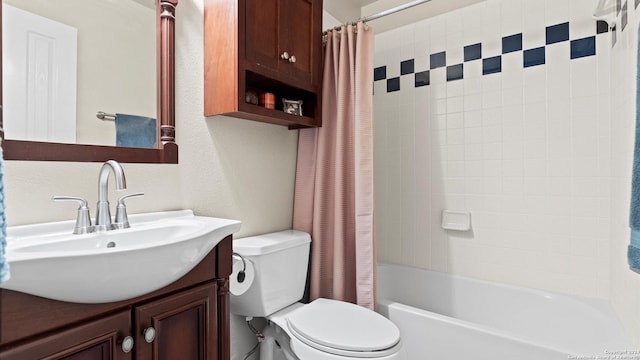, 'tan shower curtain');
293,22,376,310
